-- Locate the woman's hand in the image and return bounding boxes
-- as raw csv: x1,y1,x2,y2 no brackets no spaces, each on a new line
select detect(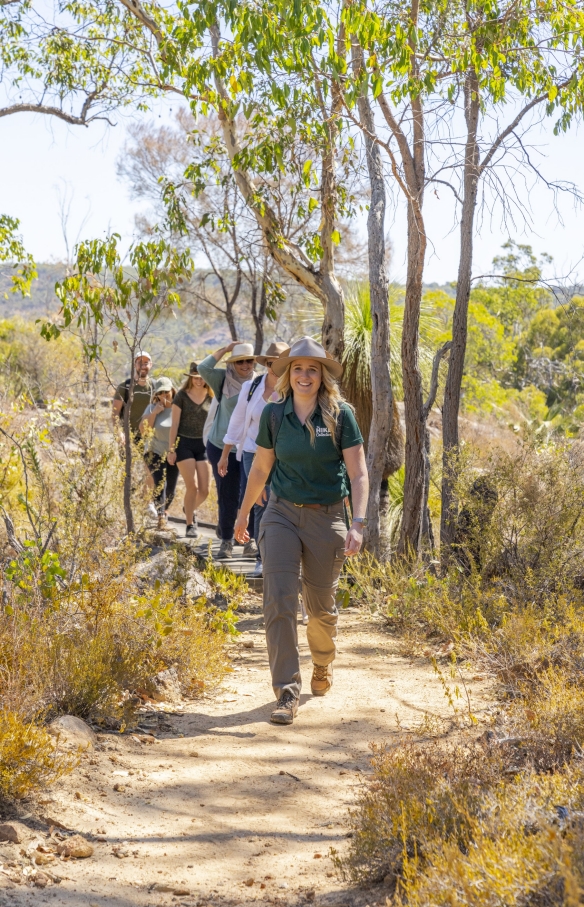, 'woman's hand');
256,487,268,507
154,401,165,415
167,450,177,466
234,512,250,544
217,453,229,477
344,522,363,557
